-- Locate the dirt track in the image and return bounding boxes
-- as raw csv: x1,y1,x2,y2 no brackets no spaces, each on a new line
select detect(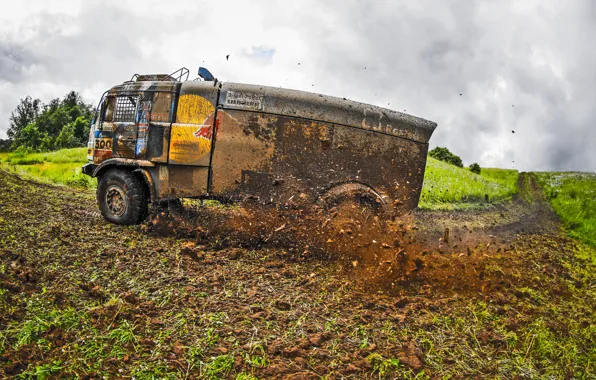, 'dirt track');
0,169,594,378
